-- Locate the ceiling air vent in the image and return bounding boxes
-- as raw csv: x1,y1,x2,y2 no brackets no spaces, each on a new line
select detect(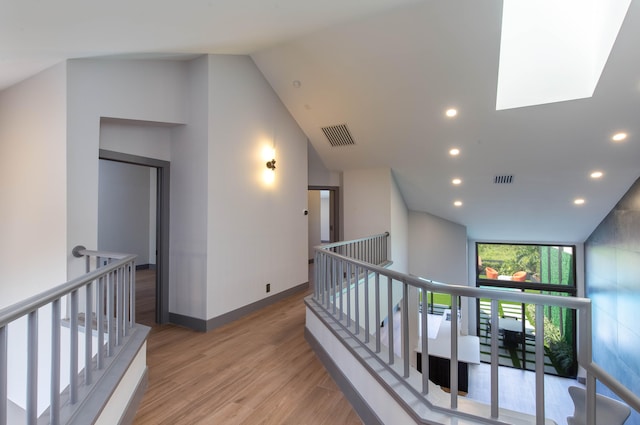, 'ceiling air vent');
494,175,514,184
321,124,355,147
